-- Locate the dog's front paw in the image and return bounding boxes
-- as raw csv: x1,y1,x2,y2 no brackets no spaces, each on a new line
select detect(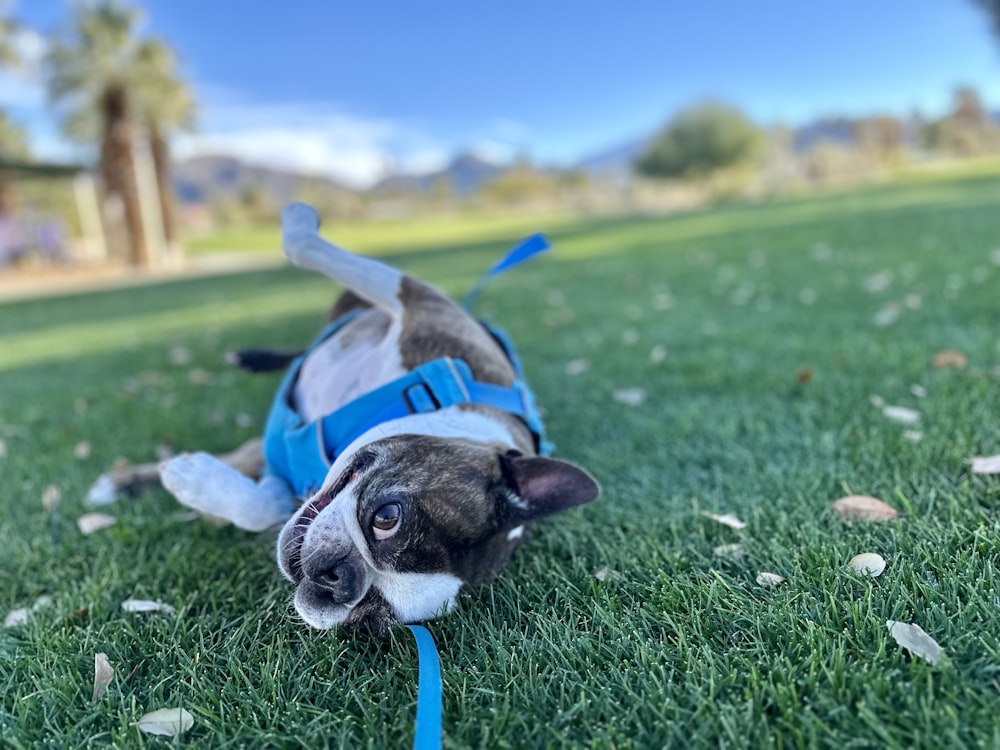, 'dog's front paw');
160,453,293,532
160,452,235,516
